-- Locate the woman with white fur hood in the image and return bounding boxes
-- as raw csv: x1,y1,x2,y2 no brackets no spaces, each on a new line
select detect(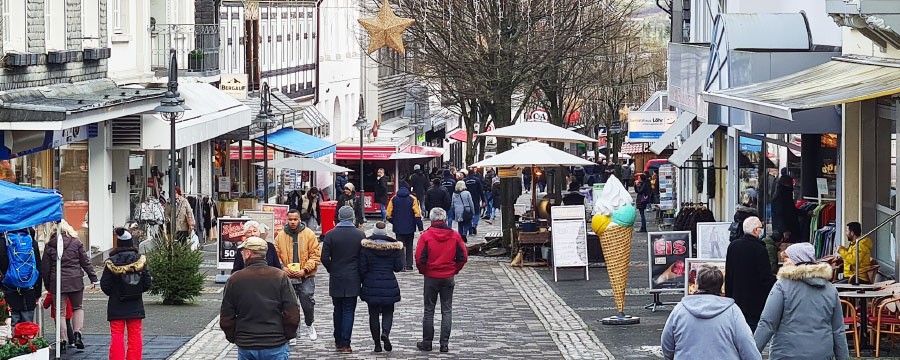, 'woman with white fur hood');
754,242,849,360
